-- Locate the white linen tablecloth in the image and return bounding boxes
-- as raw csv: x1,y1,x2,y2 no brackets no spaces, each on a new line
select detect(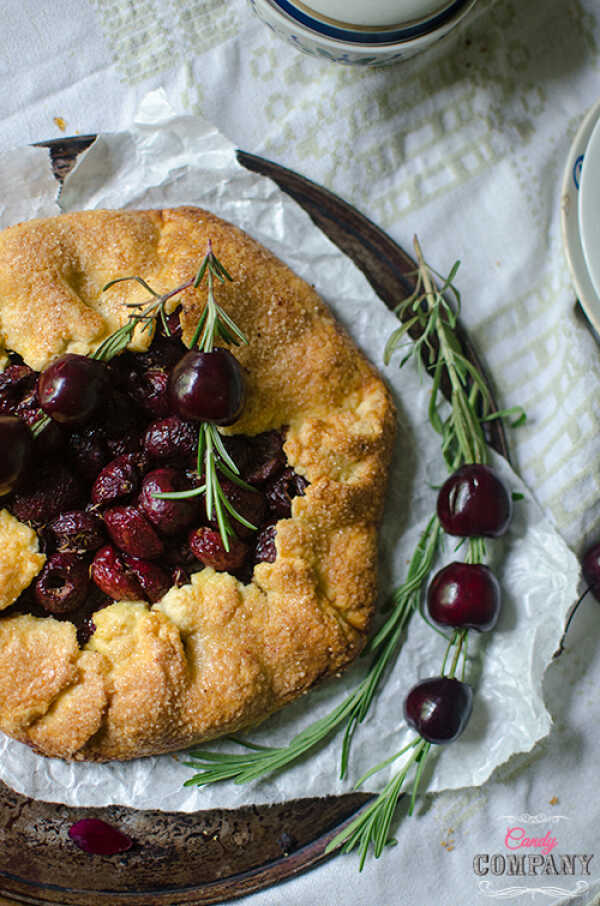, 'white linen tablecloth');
1,1,600,904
